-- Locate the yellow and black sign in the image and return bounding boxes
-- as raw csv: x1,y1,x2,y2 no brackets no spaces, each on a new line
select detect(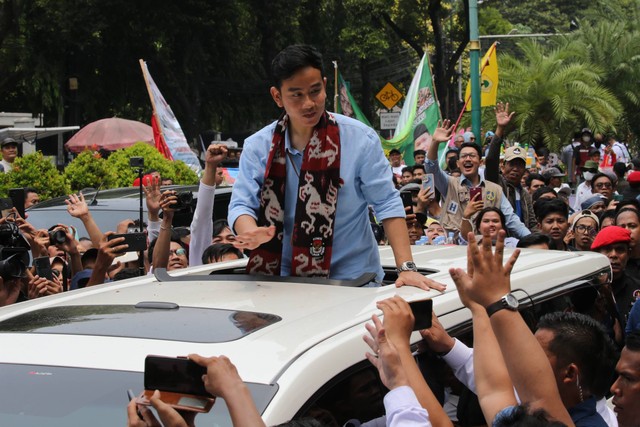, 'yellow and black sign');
375,82,403,110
